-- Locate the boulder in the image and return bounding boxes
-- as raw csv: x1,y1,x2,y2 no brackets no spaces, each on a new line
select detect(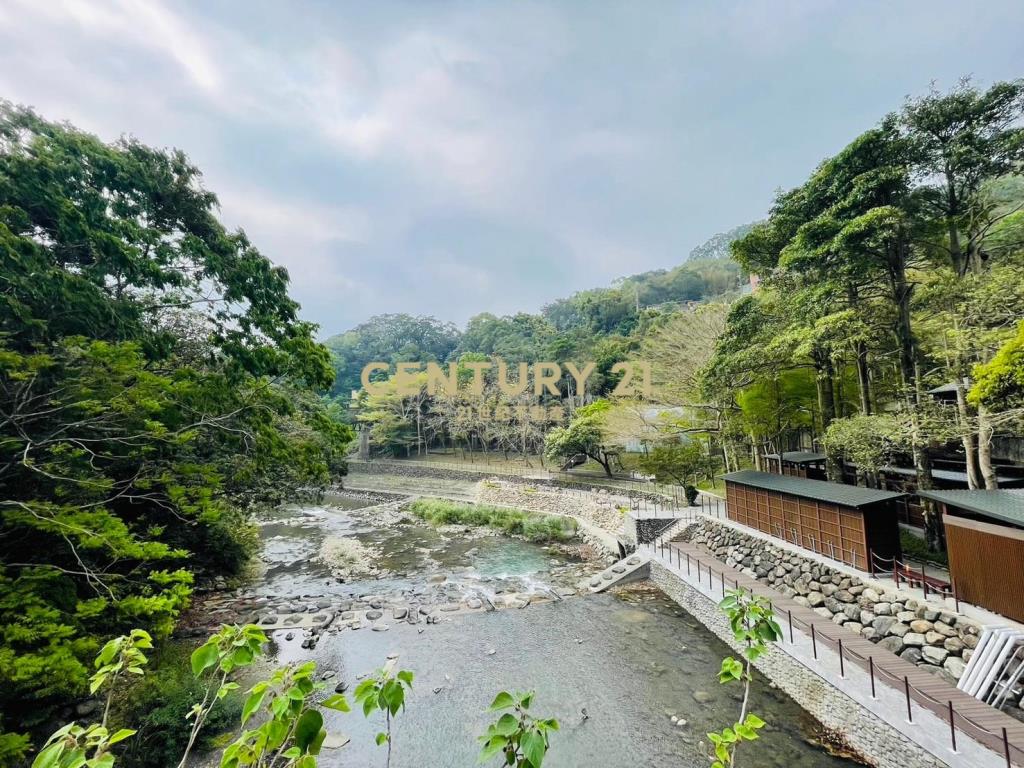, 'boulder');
944,637,965,654
903,632,926,647
878,636,905,655
900,648,923,664
909,619,933,634
872,616,896,635
944,656,967,679
888,622,911,638
921,646,950,666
